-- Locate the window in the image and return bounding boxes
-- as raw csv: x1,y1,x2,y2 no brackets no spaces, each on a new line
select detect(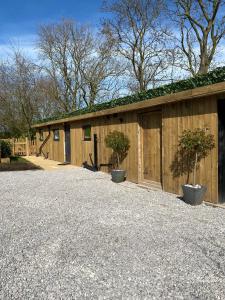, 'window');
53,129,60,141
83,125,91,141
39,130,44,141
